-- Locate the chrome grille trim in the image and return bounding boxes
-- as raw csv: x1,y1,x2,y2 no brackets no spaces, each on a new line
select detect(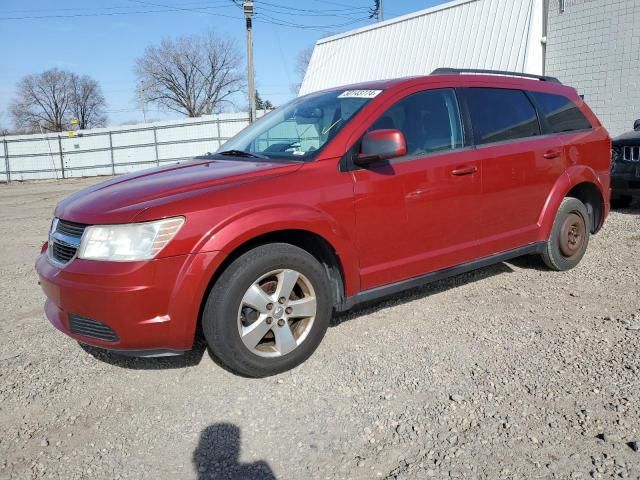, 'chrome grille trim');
622,145,640,162
48,219,88,266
